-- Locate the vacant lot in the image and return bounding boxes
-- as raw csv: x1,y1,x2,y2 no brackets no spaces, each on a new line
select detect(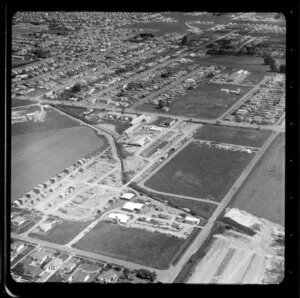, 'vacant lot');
11,126,107,200
231,133,285,225
29,220,93,245
145,142,254,202
12,108,80,136
194,124,272,147
195,55,285,72
138,83,251,119
73,221,193,269
169,83,251,119
11,99,36,108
